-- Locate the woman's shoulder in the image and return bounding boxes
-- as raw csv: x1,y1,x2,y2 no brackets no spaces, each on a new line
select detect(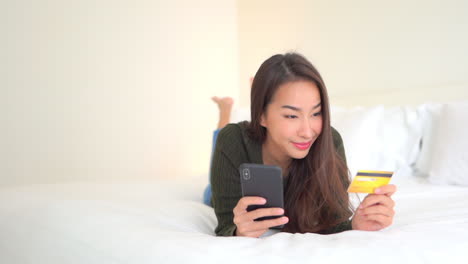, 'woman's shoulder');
217,121,248,142
216,121,261,163
216,121,250,151
331,126,347,164
331,126,344,148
